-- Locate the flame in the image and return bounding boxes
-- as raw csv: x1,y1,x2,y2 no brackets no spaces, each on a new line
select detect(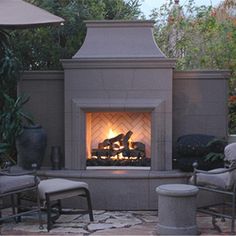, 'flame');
102,128,135,160
107,128,117,139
